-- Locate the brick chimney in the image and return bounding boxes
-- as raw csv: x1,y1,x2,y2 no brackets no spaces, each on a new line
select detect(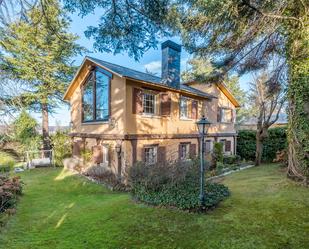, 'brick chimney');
161,40,182,88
